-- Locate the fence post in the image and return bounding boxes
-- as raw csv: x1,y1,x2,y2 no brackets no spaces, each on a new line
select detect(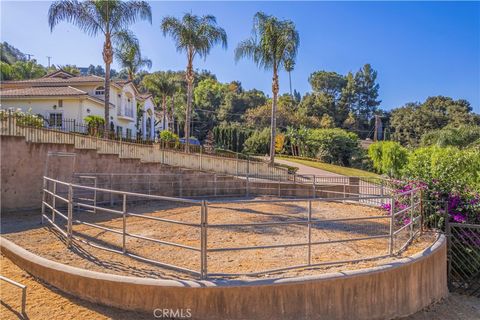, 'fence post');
278,179,281,197
445,202,452,289
308,200,312,265
67,184,73,247
312,175,316,199
93,177,97,214
109,174,114,206
214,173,217,197
122,194,127,254
200,147,203,170
52,182,57,222
41,177,47,224
200,200,208,280
179,174,183,197
389,196,395,255
148,175,151,195
410,191,414,240
420,189,424,233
